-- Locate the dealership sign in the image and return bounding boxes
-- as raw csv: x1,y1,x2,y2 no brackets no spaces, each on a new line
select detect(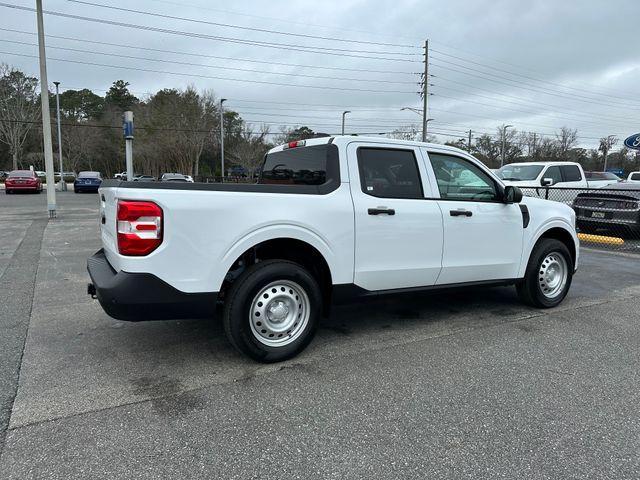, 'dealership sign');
624,133,640,150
